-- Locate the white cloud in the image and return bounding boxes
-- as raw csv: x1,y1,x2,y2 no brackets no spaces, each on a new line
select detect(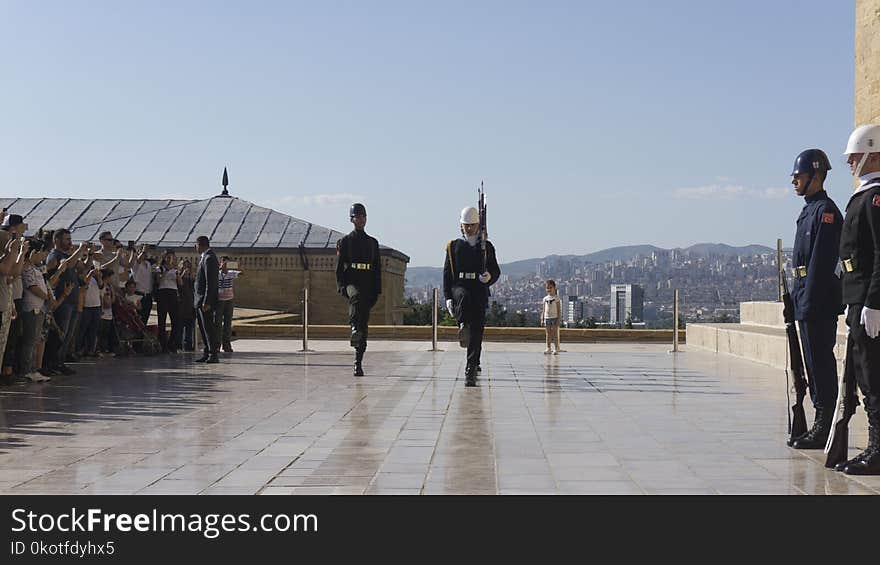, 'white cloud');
673,184,789,200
